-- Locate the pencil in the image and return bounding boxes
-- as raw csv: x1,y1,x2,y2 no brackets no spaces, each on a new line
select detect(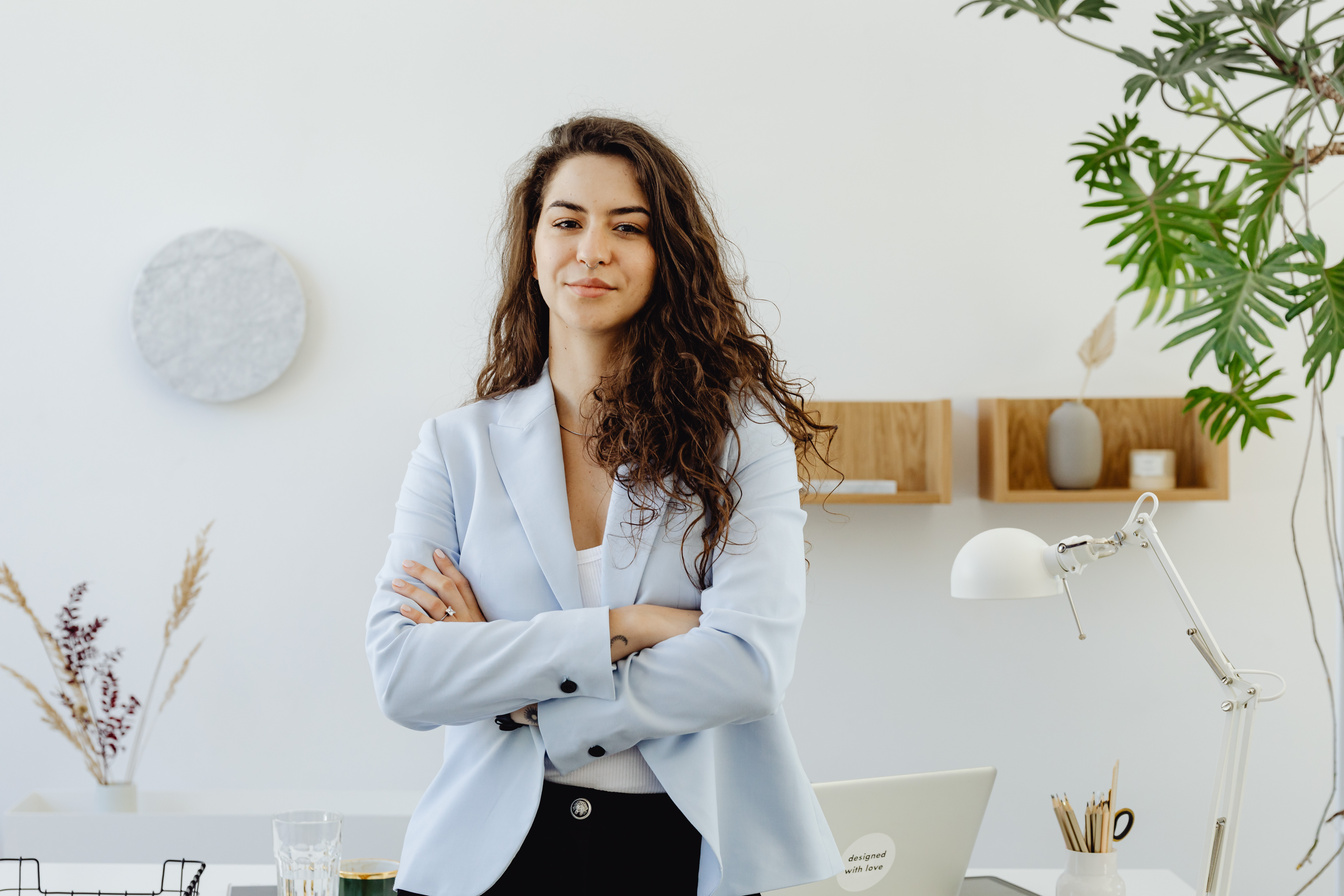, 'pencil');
1057,796,1081,852
1063,794,1087,853
1110,760,1120,853
1056,795,1082,852
1052,796,1075,851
